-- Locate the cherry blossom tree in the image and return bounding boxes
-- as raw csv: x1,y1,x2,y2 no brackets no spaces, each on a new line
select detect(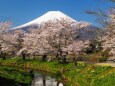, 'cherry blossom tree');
0,21,12,59
1,28,26,59
85,0,115,60
102,8,115,60
22,18,98,63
